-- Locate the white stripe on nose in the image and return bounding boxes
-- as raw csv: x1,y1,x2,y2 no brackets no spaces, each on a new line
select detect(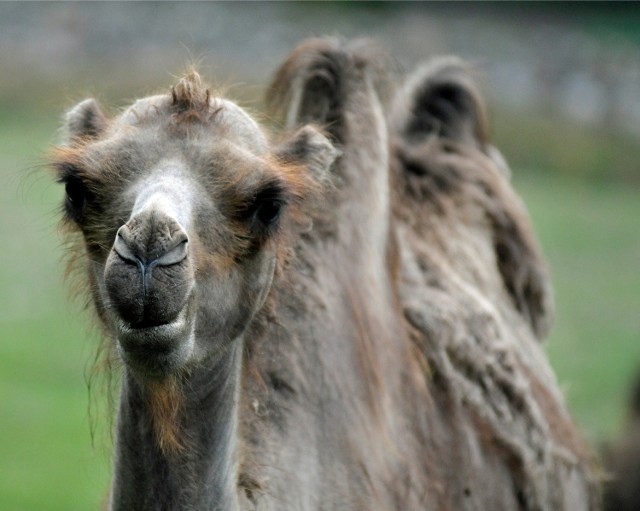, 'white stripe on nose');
130,161,195,232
